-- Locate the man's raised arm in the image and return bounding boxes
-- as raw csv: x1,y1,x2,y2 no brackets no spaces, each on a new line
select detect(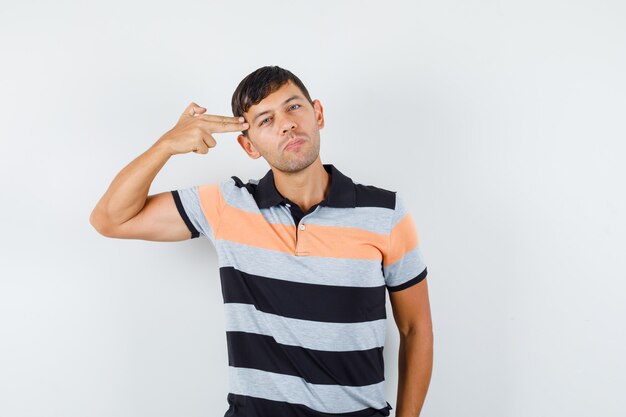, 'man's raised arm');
89,102,248,241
